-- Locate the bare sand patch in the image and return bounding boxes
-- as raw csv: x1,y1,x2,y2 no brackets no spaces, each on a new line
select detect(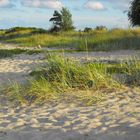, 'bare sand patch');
0,88,140,140
0,53,45,85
